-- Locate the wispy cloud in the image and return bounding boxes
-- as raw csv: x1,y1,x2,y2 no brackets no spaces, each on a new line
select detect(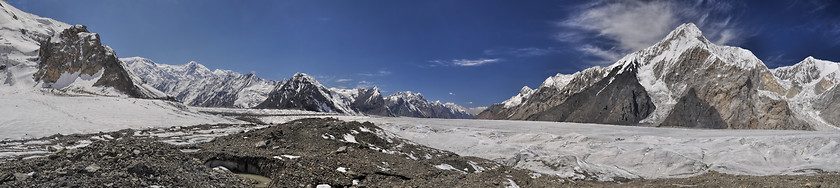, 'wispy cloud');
448,92,455,96
483,47,561,57
578,45,622,65
336,78,352,82
428,58,500,67
558,0,746,65
359,70,392,77
356,80,375,88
